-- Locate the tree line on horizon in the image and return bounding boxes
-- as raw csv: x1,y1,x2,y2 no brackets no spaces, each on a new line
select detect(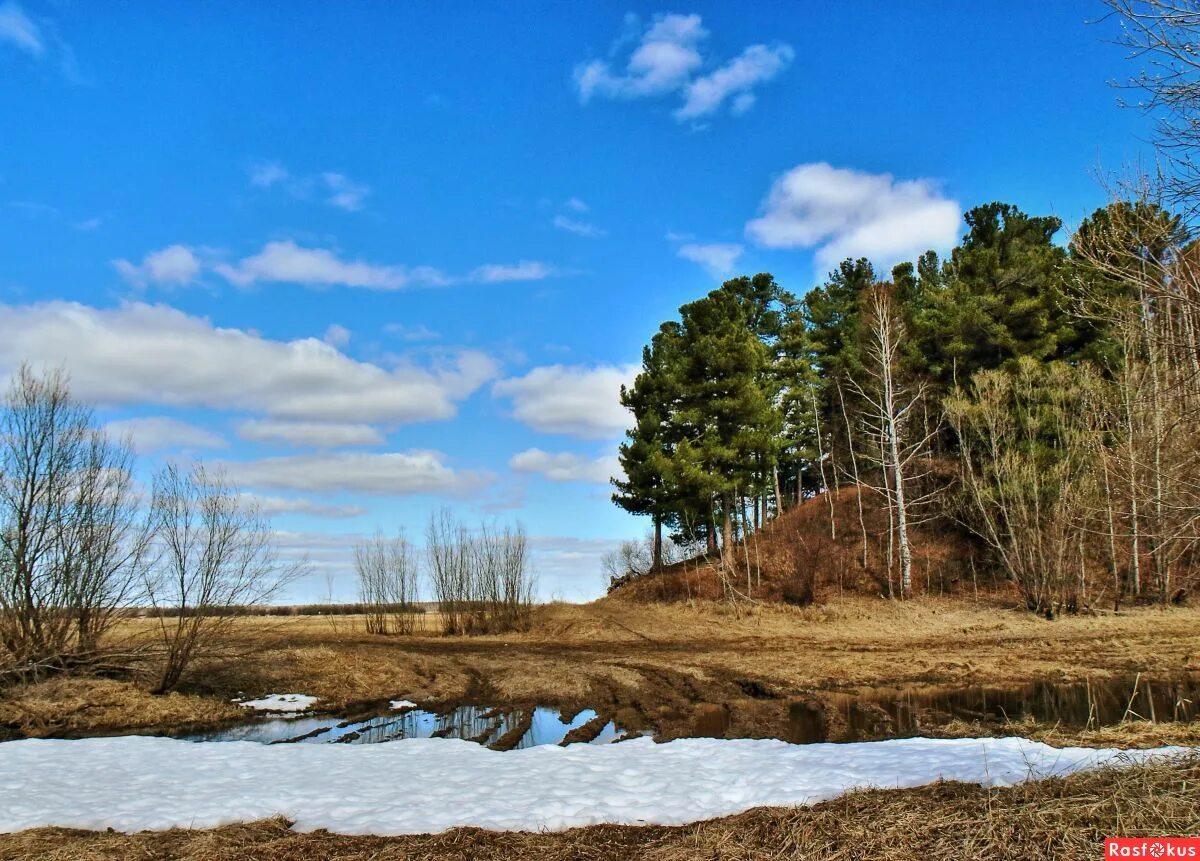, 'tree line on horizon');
611,197,1200,614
